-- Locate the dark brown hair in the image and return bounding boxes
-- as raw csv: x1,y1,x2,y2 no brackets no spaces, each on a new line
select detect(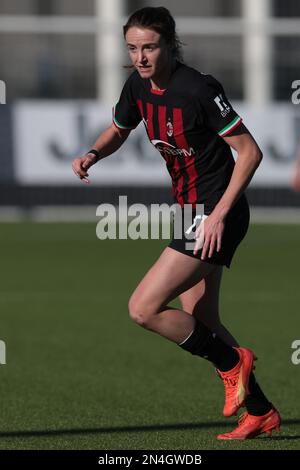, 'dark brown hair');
123,6,183,62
